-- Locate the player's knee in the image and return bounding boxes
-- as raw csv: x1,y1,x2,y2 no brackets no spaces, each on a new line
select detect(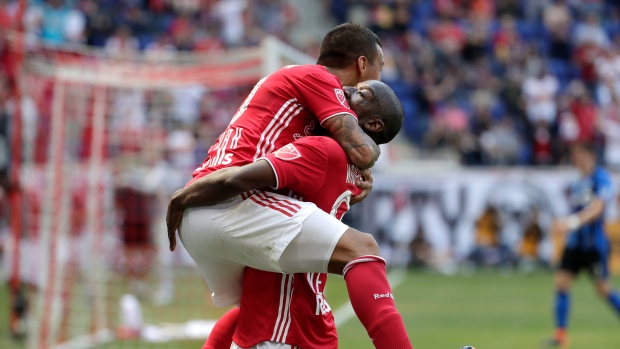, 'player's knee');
594,282,610,299
554,271,572,292
356,232,380,257
329,229,380,274
554,279,568,292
